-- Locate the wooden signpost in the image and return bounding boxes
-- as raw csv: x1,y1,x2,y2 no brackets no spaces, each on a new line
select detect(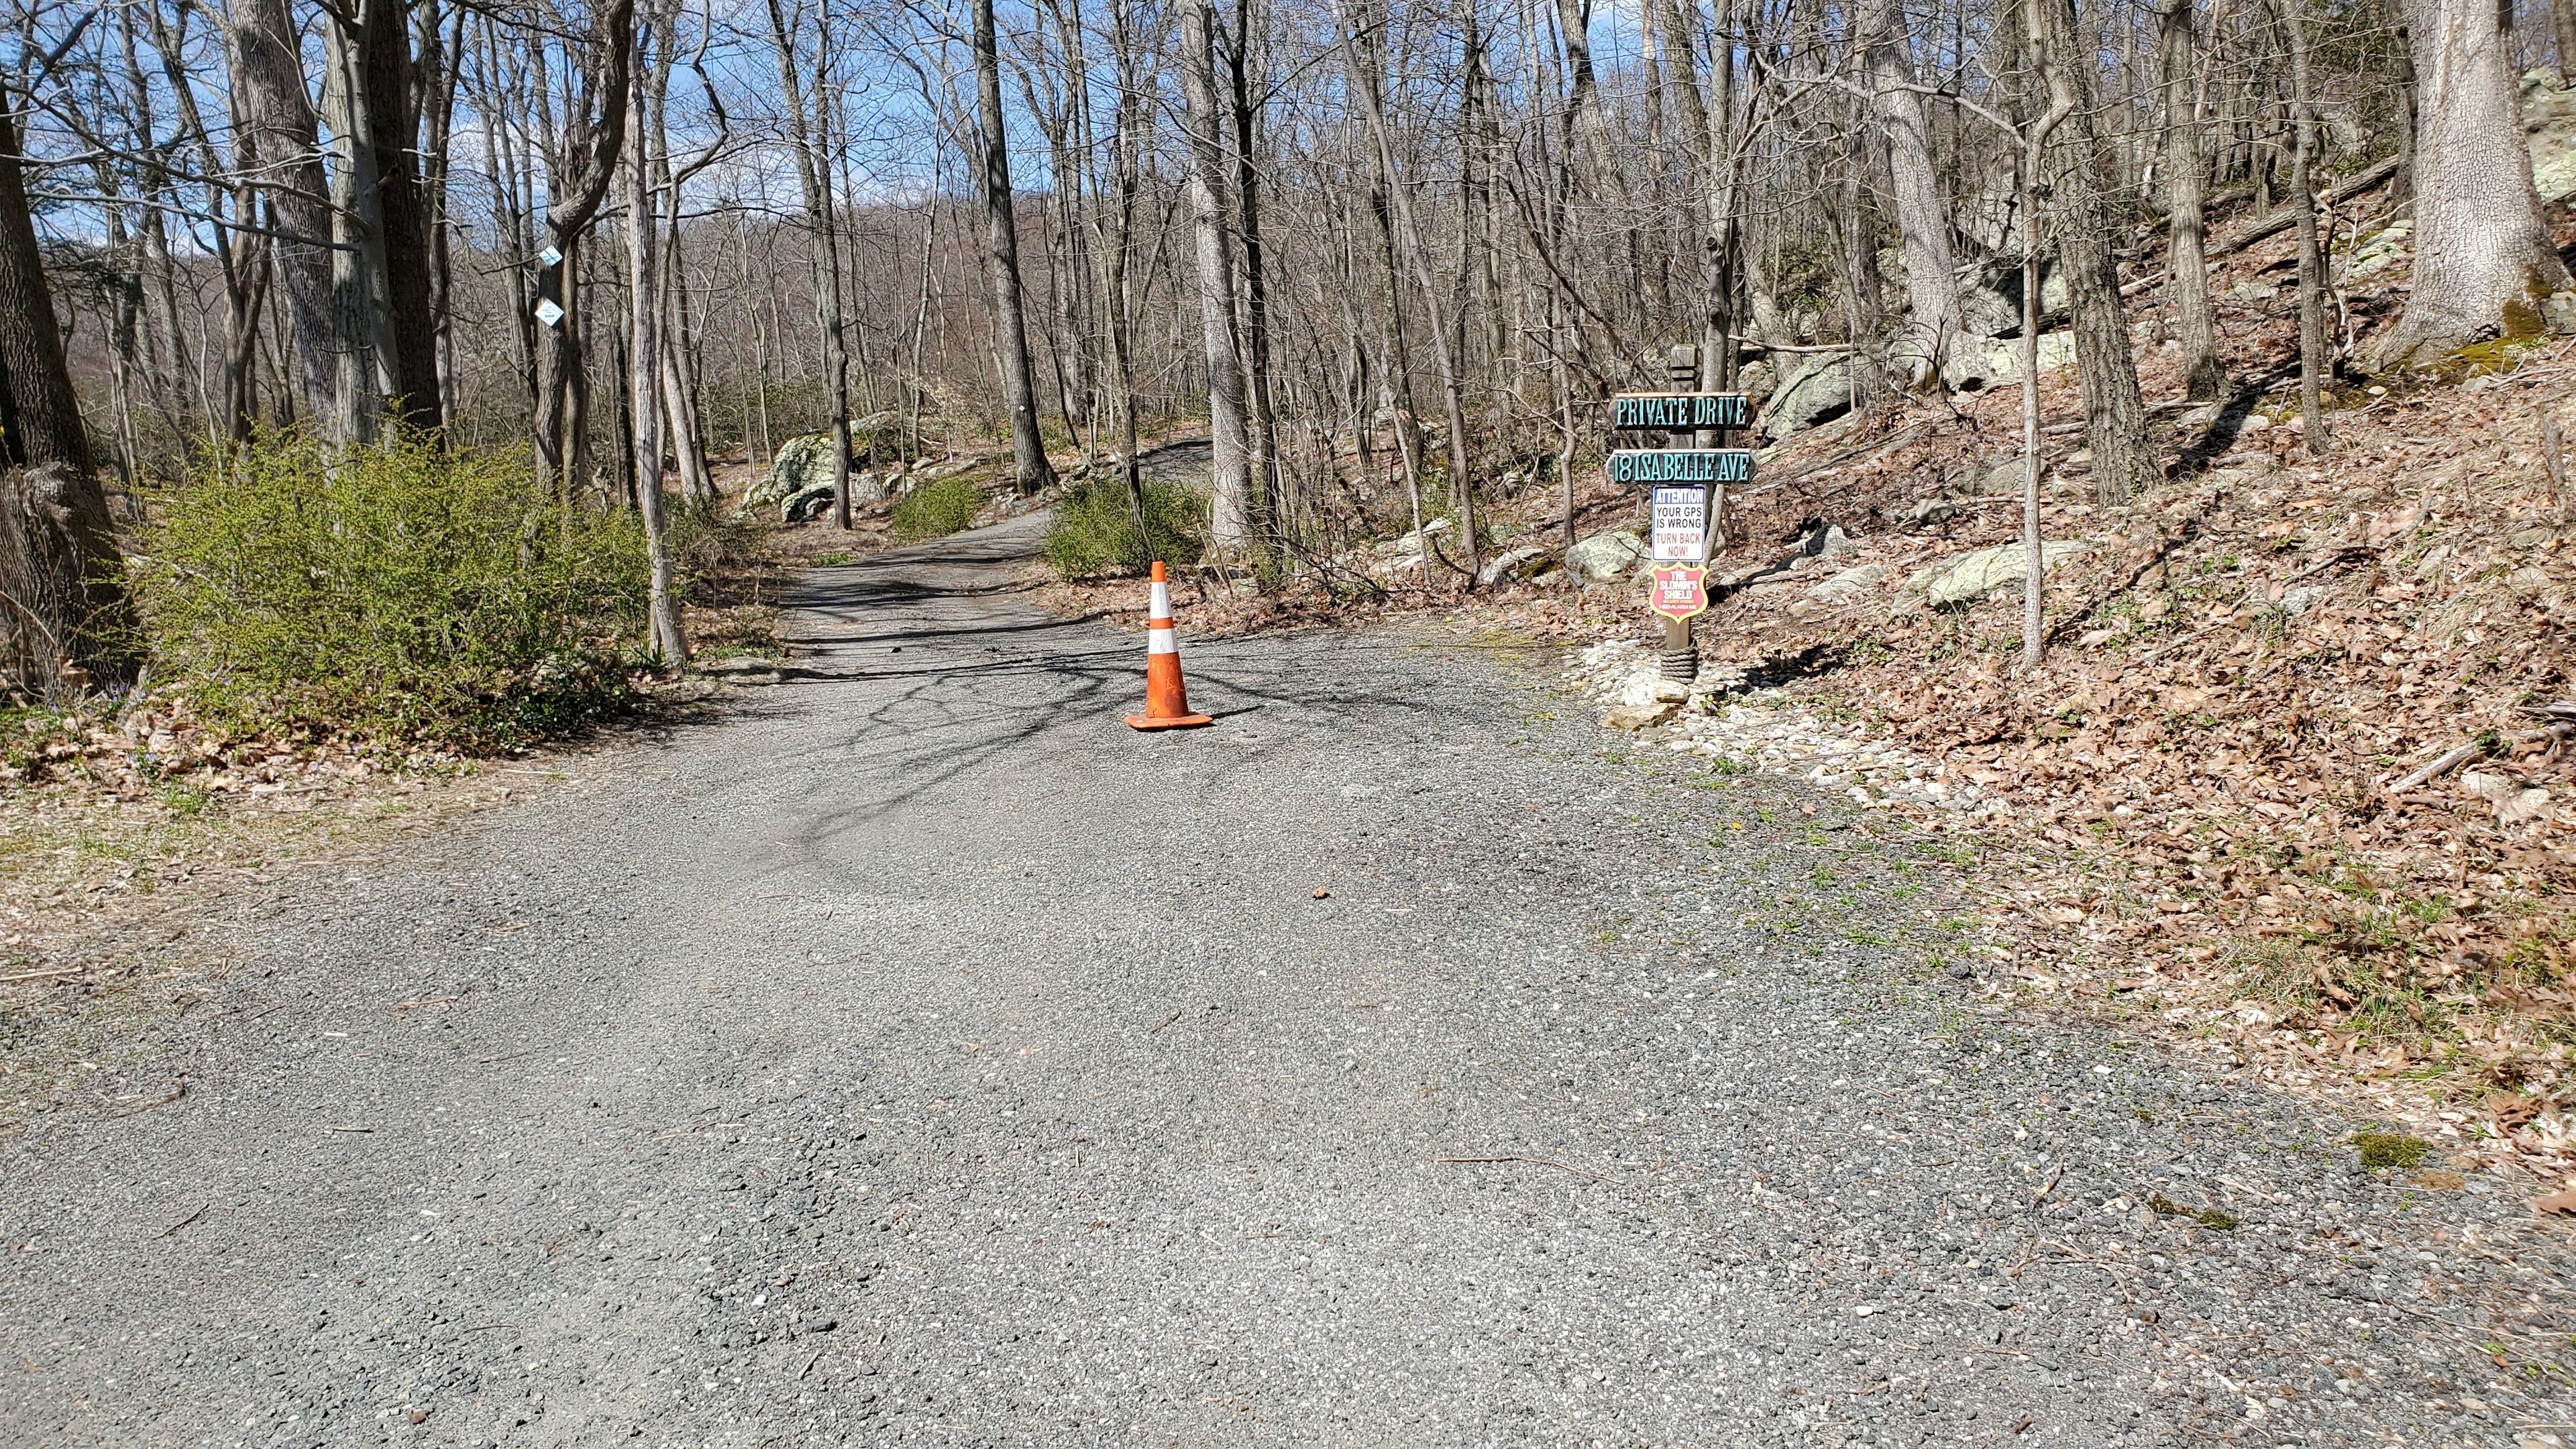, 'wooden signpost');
1609,345,1754,684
